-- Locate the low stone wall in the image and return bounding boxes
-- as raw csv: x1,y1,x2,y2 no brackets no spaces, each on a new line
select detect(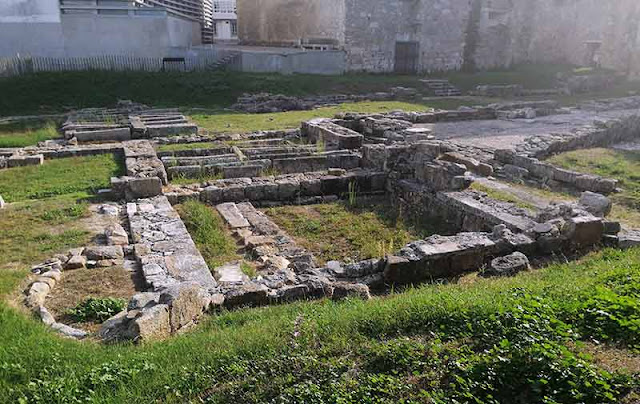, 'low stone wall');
164,169,387,206
111,140,167,201
496,149,618,194
302,118,364,150
100,196,218,342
